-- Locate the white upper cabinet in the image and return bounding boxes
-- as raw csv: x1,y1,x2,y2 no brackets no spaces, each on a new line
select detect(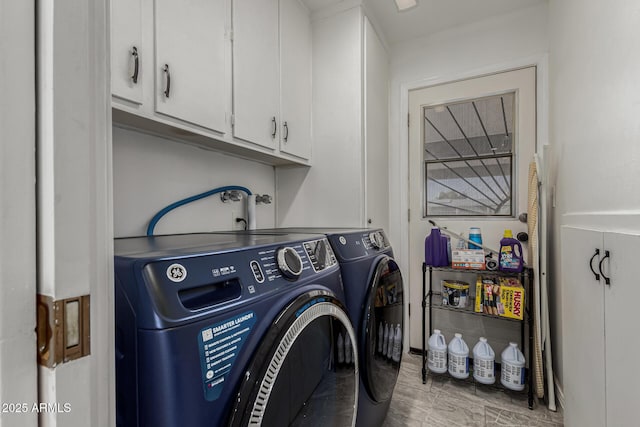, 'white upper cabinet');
110,0,312,165
279,0,312,159
232,0,279,149
232,0,312,160
111,0,143,105
154,0,227,134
